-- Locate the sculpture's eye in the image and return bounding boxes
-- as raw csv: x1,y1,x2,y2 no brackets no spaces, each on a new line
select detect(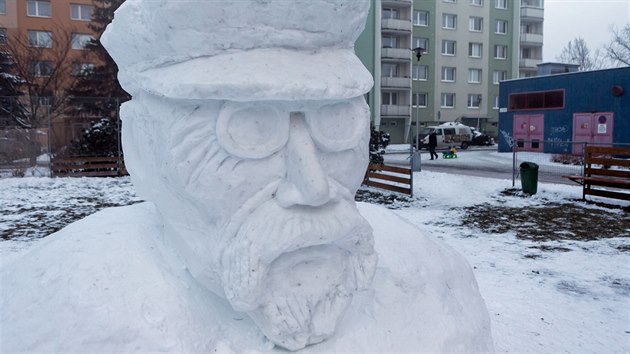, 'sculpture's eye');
217,103,289,159
308,98,369,152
